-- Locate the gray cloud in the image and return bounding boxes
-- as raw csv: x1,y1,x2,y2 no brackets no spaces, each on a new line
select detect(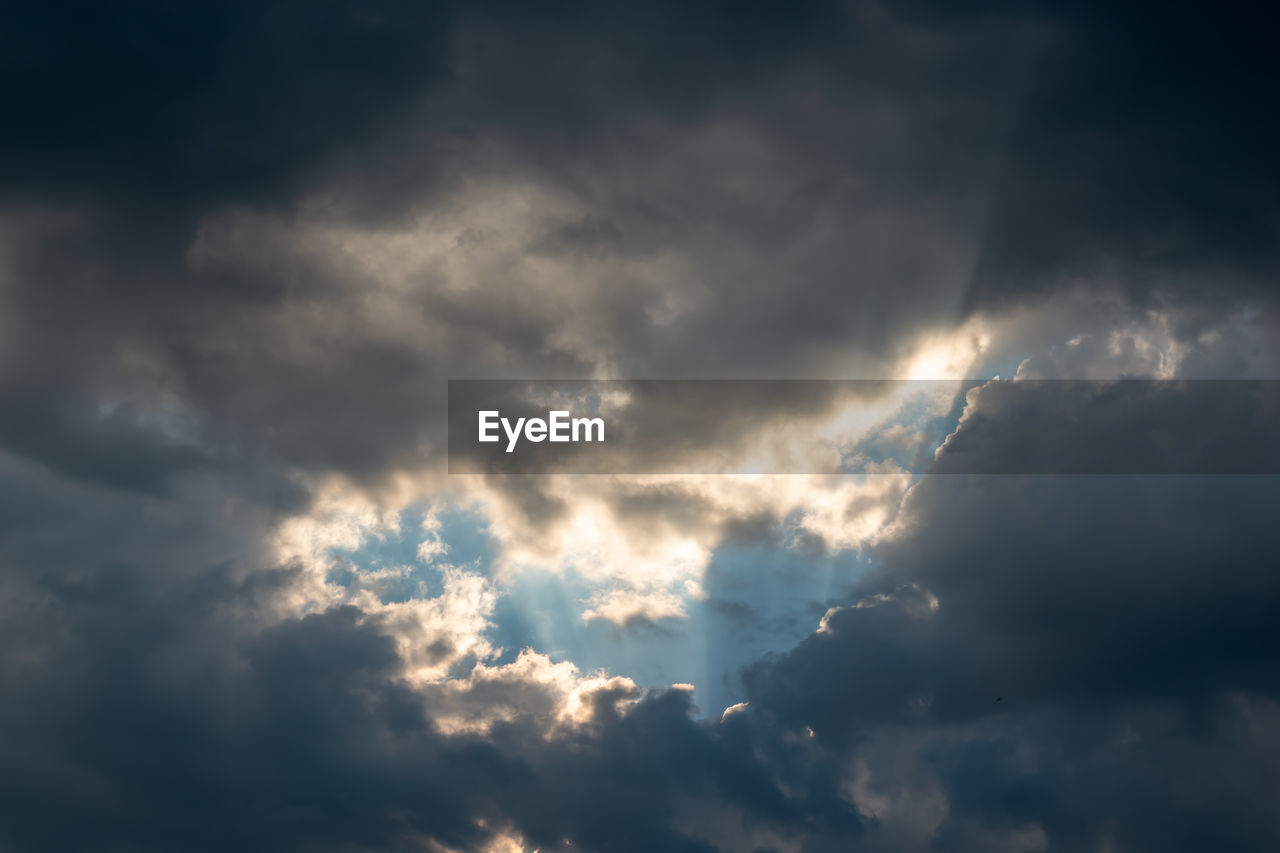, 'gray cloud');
738,469,1280,849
